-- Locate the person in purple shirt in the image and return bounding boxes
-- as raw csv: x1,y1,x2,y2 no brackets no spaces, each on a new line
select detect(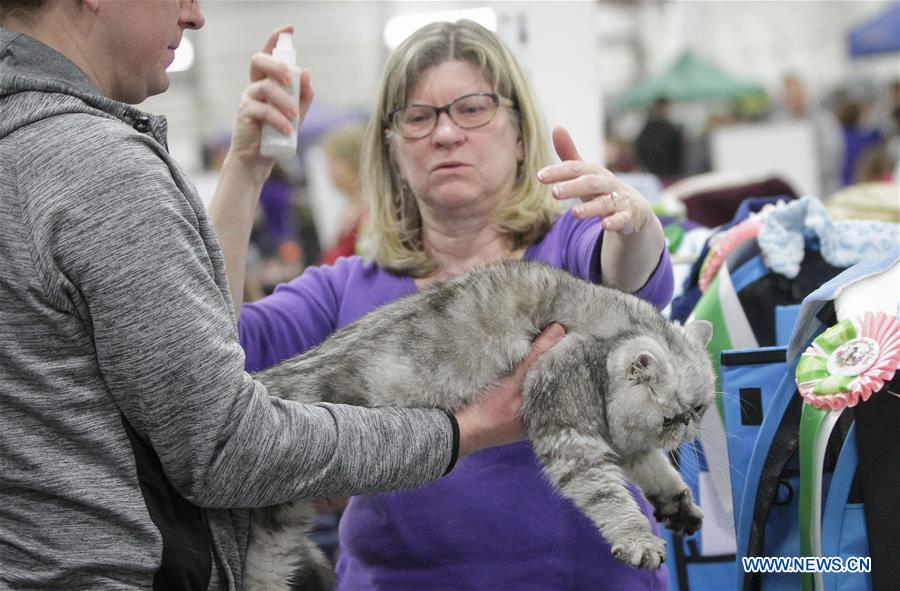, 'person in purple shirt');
213,19,672,591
